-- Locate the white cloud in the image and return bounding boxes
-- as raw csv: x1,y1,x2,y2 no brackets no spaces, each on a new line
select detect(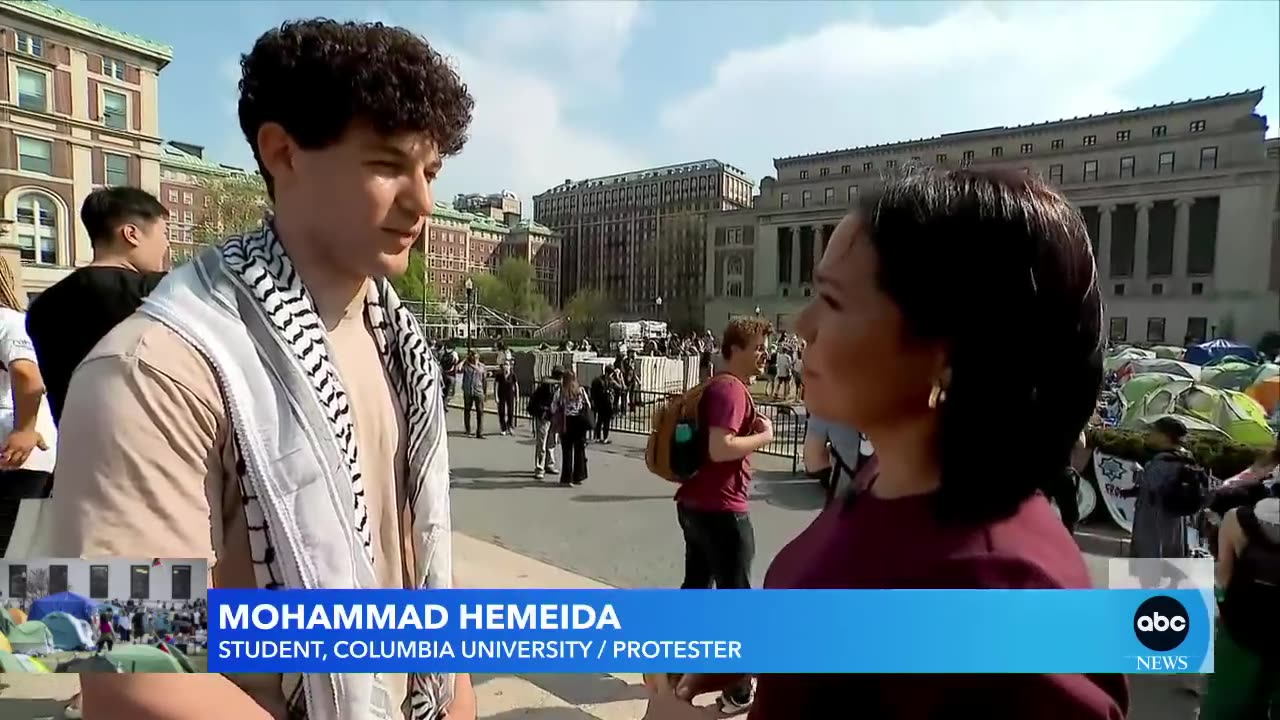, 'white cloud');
658,1,1212,181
